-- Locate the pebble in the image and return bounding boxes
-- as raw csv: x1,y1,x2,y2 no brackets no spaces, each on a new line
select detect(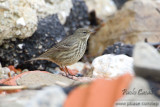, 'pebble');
2,67,10,74
92,54,134,79
46,67,60,74
10,71,15,77
0,64,18,79
17,43,24,49
26,86,67,107
22,69,29,73
103,42,133,57
67,62,85,74
16,17,26,27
